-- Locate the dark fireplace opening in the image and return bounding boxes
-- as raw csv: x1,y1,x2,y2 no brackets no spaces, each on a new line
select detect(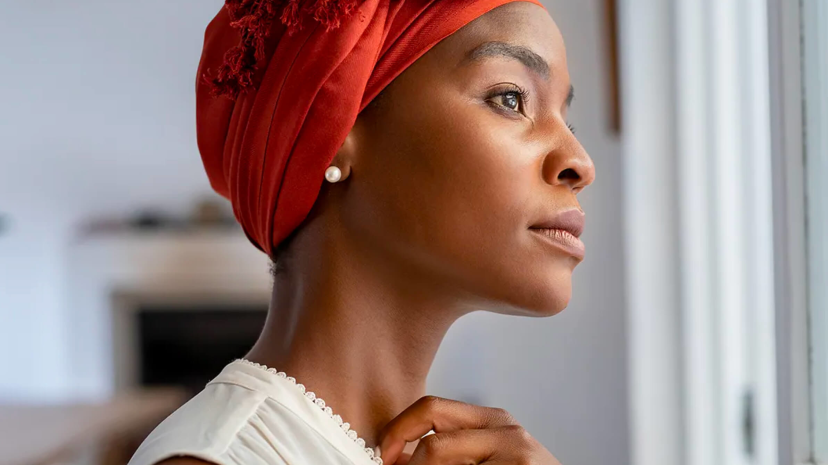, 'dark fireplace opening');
137,306,268,397
109,305,268,464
